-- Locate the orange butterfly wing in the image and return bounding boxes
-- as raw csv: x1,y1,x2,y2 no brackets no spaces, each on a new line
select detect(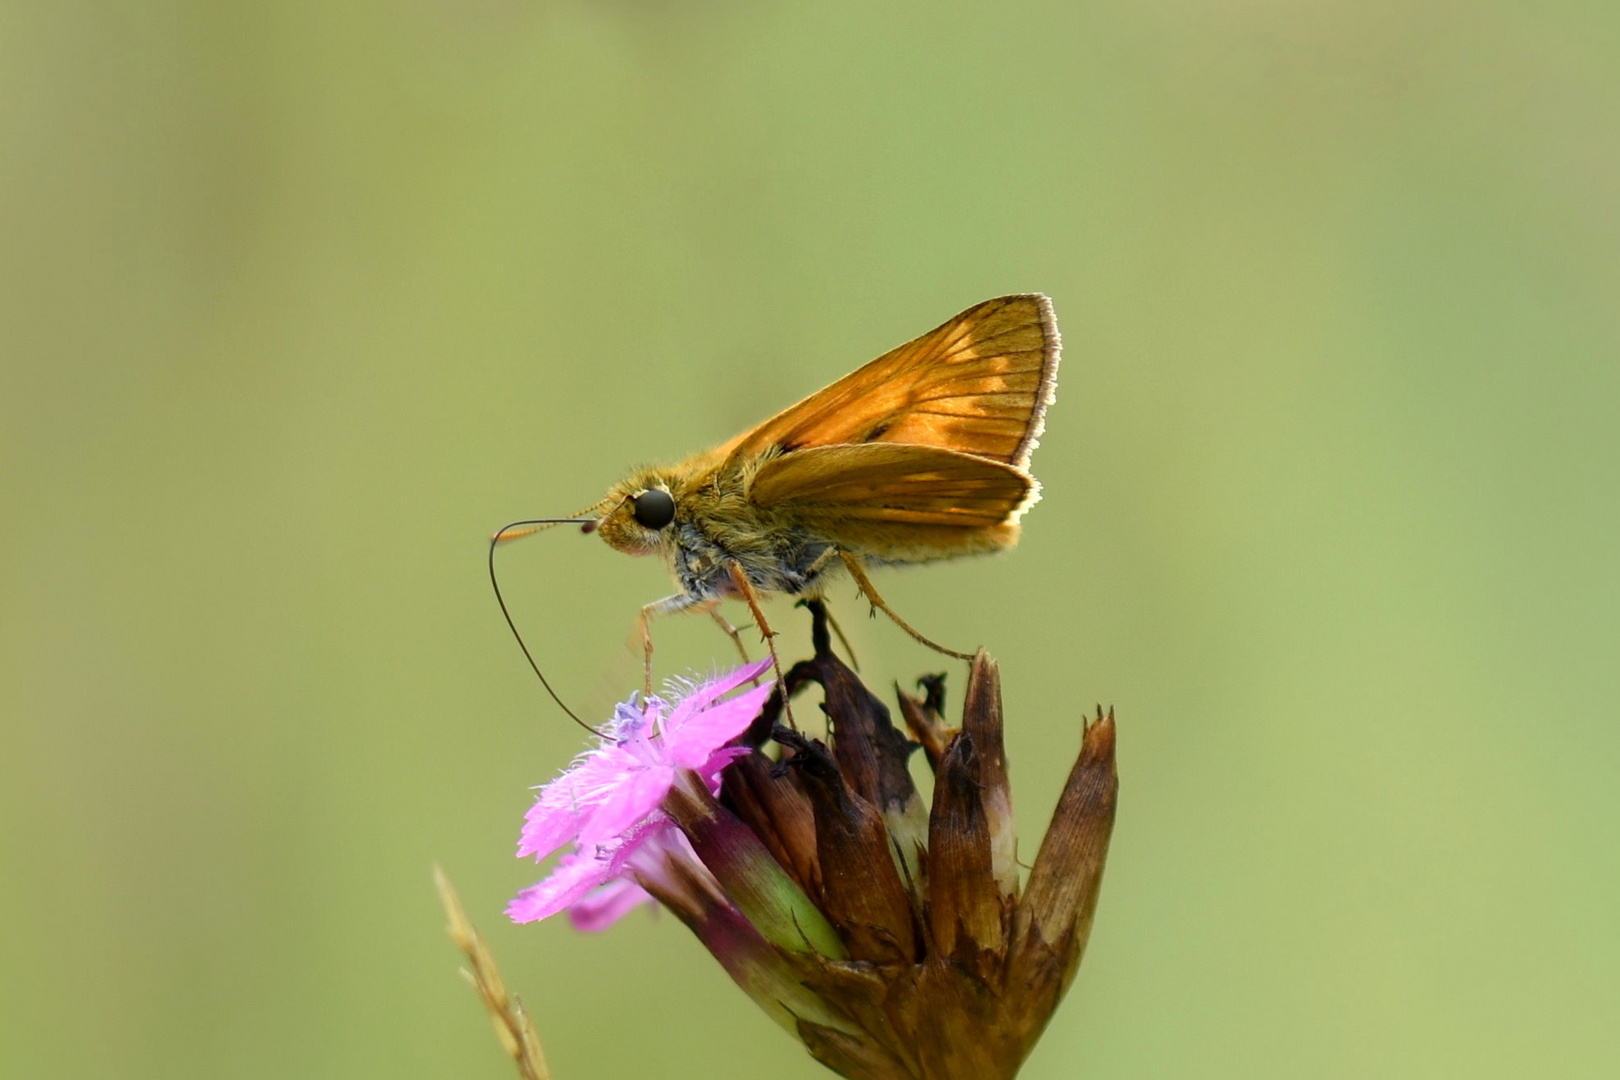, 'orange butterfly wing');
748,443,1035,562
717,294,1060,470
